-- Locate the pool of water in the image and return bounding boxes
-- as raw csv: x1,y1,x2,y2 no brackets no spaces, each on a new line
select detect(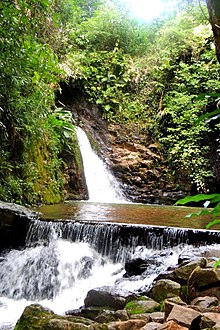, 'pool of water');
35,201,215,230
